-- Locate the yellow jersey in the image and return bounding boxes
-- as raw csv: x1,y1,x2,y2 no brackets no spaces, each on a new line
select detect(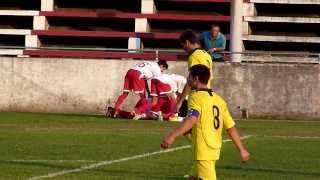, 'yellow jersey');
188,48,213,88
188,89,235,160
